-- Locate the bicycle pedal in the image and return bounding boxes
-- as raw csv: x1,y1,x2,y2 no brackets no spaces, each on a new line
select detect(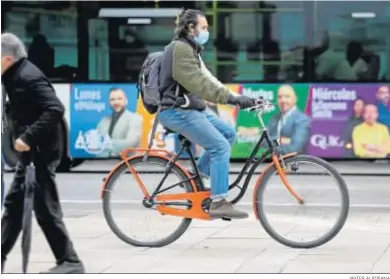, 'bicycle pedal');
221,217,232,222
